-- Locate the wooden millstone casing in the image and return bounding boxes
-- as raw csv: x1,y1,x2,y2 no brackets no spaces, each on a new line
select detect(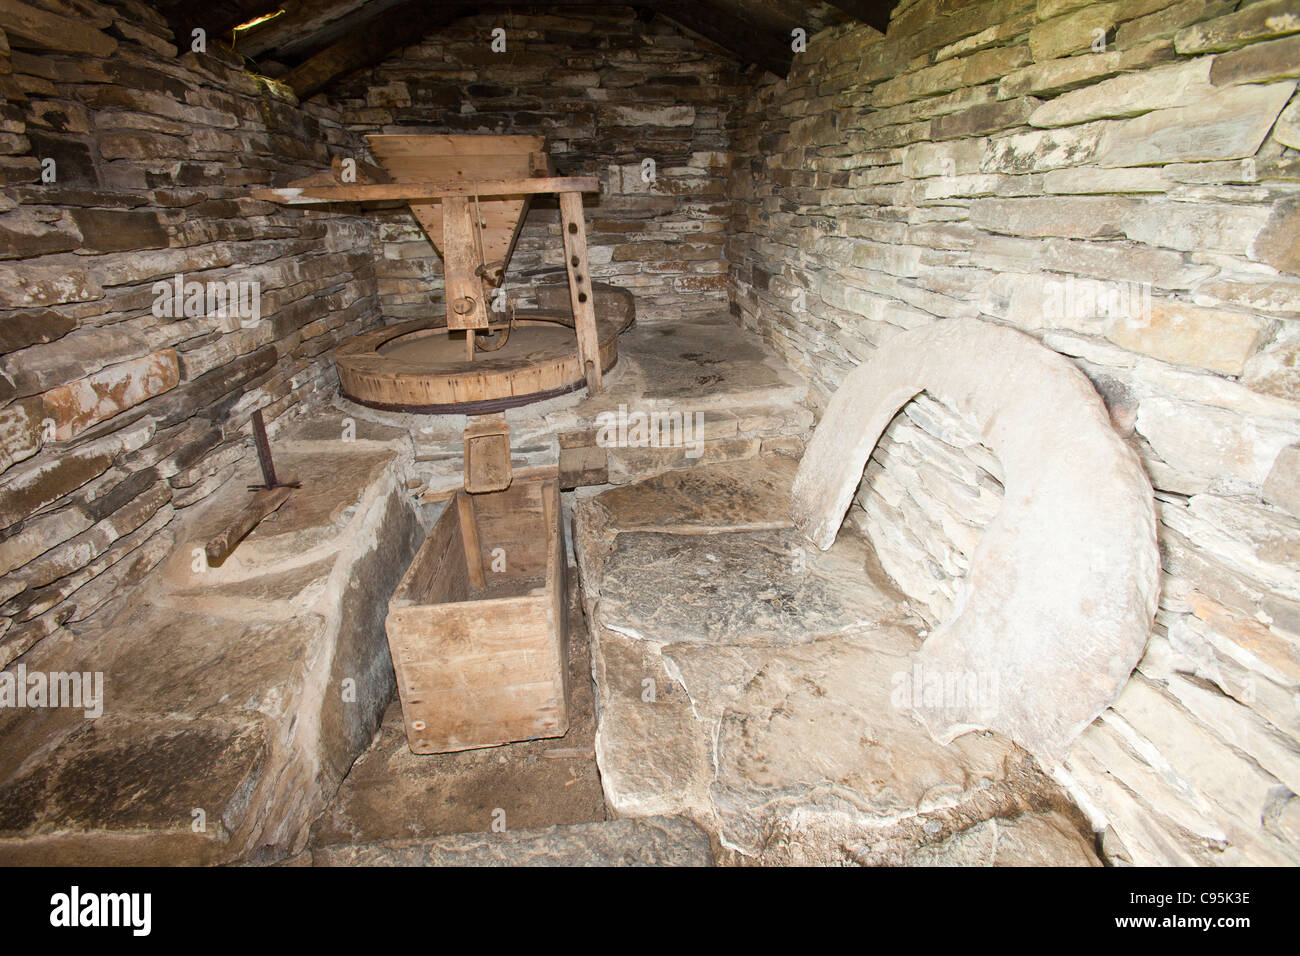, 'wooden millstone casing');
334,282,635,414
